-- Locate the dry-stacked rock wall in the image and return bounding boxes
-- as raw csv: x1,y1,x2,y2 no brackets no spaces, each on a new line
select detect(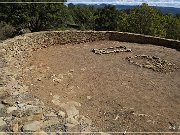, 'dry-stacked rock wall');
1,31,180,52
109,32,180,51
